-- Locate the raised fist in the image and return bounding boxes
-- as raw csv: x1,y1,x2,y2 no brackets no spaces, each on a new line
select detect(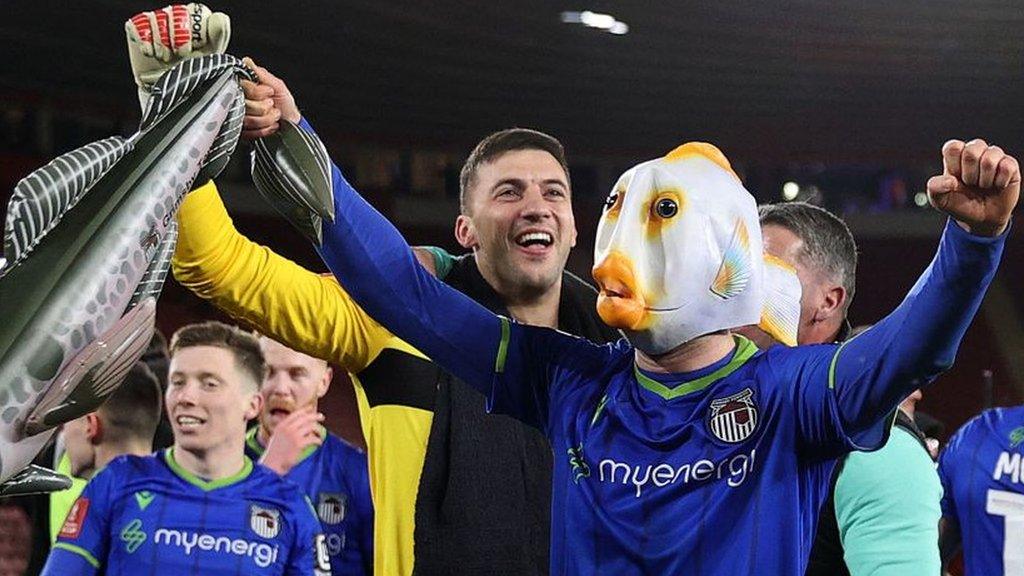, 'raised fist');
125,4,230,109
928,139,1020,237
